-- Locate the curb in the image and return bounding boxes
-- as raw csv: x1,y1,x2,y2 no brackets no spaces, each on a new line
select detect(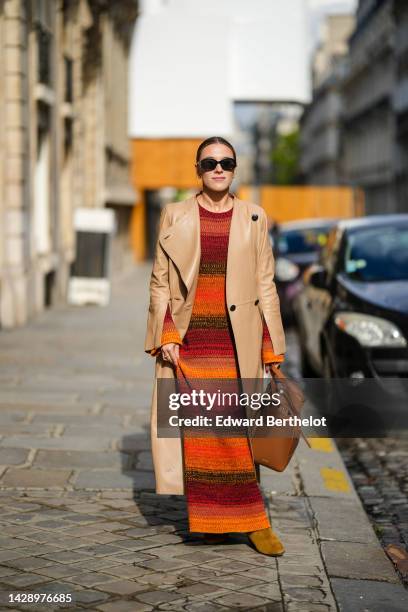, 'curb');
260,436,408,611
